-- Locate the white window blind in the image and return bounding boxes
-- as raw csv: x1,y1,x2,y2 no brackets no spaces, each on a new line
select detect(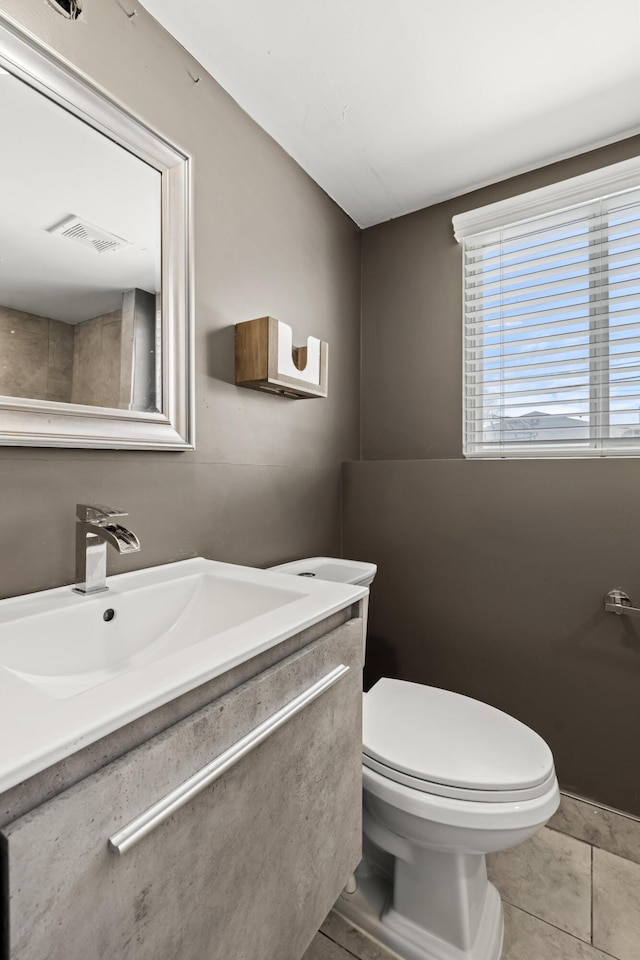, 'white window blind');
454,159,640,458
